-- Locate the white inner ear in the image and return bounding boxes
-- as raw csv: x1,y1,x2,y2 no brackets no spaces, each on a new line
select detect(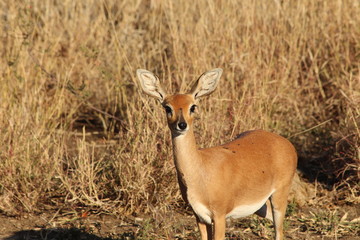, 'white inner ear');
197,73,217,96
137,69,166,101
192,68,222,99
